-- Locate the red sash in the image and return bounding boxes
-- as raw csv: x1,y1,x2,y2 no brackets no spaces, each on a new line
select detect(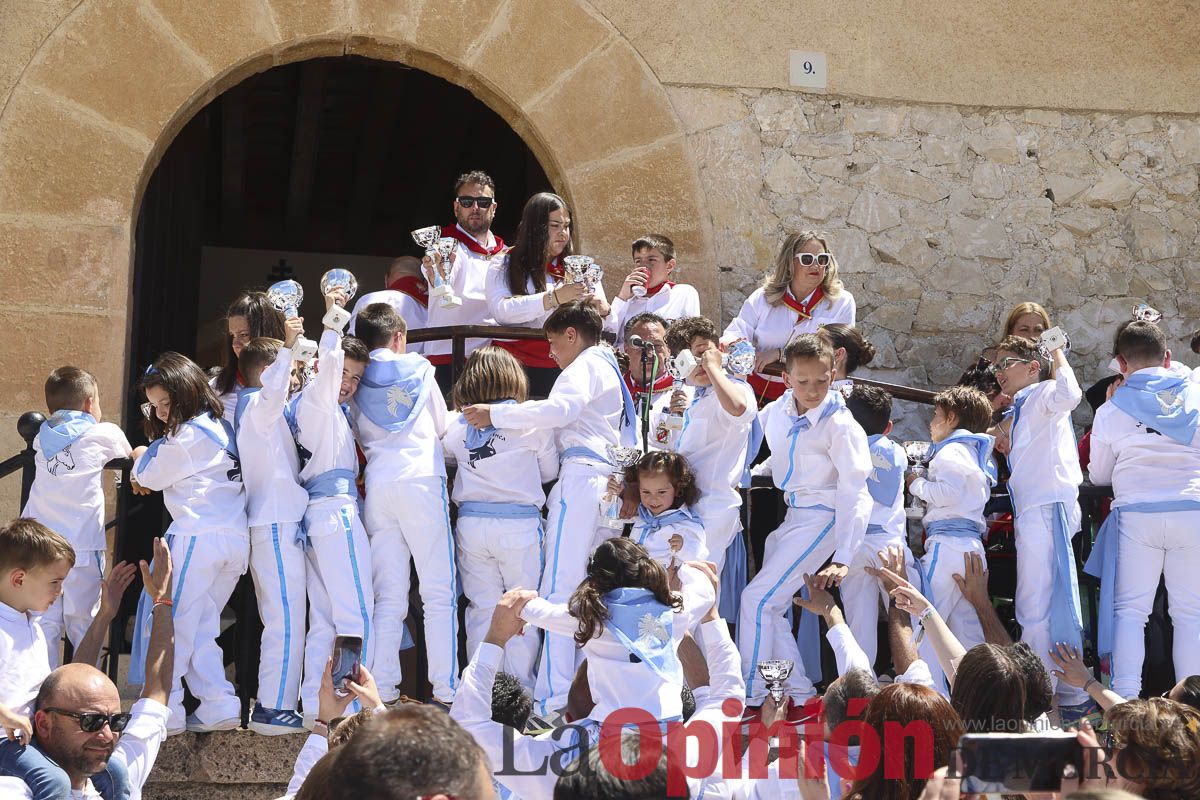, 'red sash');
440,224,505,257
642,281,674,298
387,275,429,308
782,287,825,322
495,338,557,370
624,371,674,400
